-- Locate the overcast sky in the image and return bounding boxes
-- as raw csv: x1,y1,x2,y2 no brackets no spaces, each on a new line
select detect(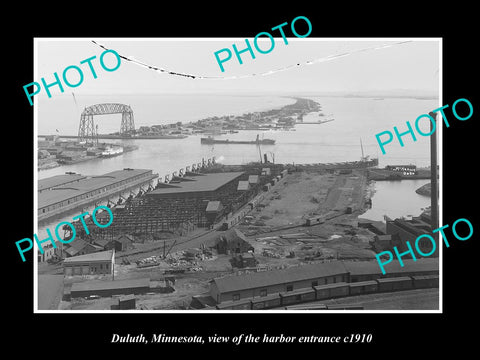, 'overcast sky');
35,38,440,97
